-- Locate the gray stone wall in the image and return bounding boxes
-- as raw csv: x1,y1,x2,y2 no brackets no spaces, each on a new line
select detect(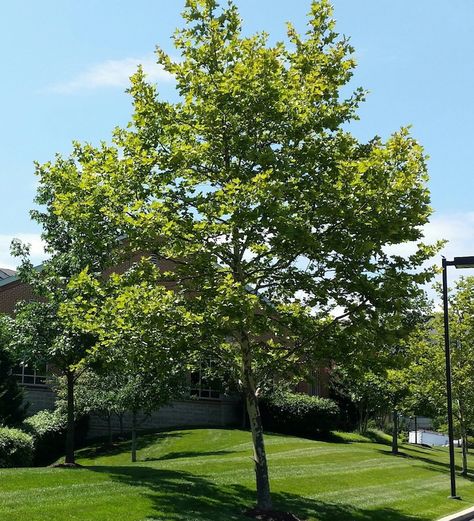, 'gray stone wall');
87,397,241,439
23,386,56,415
20,386,240,439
